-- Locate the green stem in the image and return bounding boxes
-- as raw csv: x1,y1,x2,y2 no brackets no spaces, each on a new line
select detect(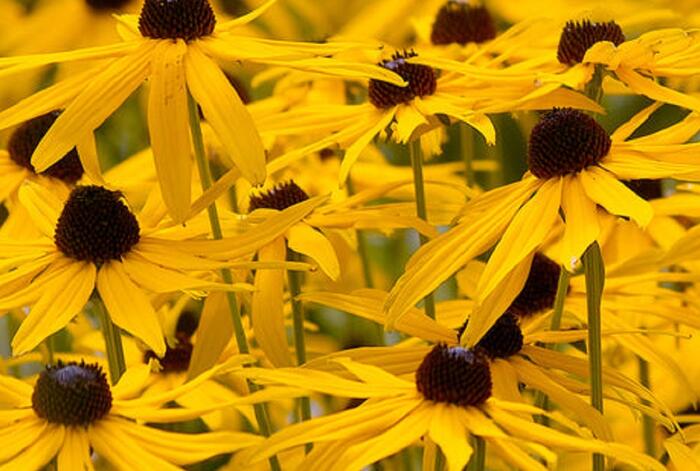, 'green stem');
45,334,55,366
408,140,437,320
459,123,475,187
582,241,605,471
535,267,570,422
188,92,281,471
639,357,656,457
468,436,486,471
95,296,126,385
287,249,313,451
